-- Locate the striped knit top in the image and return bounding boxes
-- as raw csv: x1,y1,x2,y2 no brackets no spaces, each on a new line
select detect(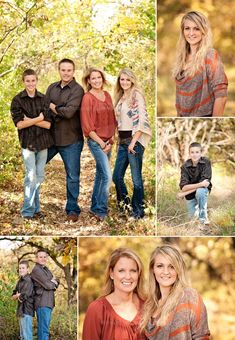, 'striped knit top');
175,48,228,117
145,287,210,339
